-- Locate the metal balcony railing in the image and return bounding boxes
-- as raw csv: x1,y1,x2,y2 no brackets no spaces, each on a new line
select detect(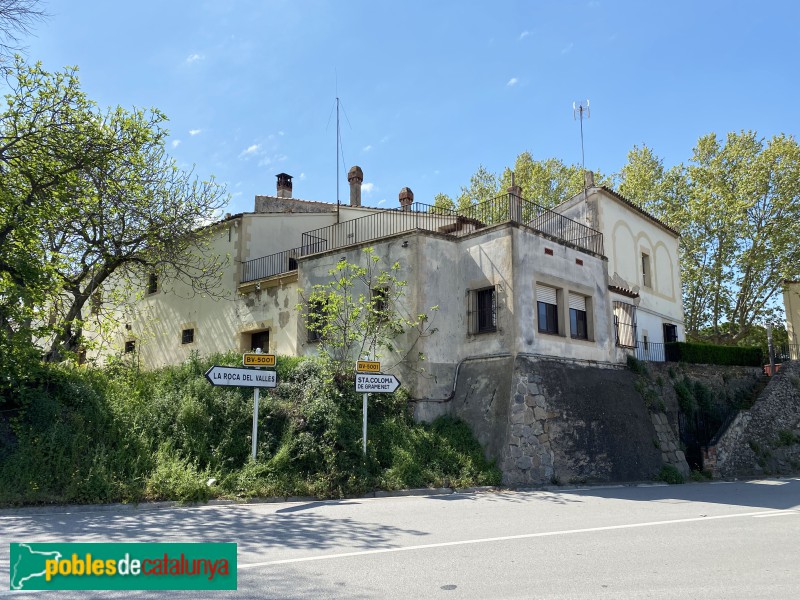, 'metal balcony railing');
245,194,604,284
